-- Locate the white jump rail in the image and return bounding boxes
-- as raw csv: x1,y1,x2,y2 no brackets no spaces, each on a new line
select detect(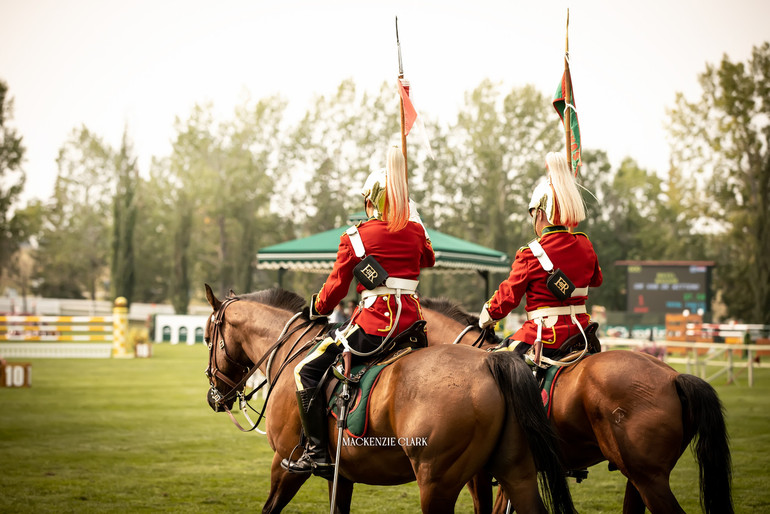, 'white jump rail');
602,337,770,387
0,342,112,358
0,315,114,358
